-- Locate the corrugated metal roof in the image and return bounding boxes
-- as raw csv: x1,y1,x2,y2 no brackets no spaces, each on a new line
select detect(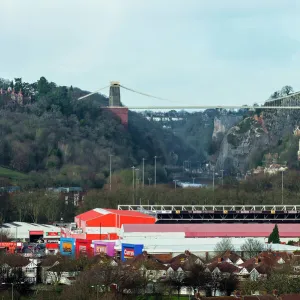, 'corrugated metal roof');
76,209,103,221
123,223,300,237
76,209,156,222
106,209,155,218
